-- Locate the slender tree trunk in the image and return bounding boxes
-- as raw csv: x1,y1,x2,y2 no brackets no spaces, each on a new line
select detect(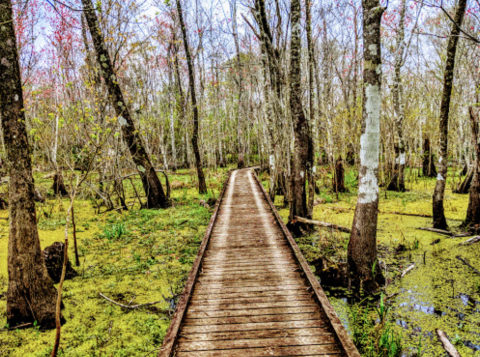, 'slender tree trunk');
465,107,480,227
176,0,207,193
432,0,467,229
81,0,169,208
231,0,245,169
0,0,58,328
392,0,407,192
348,0,386,293
305,0,316,219
287,0,308,234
